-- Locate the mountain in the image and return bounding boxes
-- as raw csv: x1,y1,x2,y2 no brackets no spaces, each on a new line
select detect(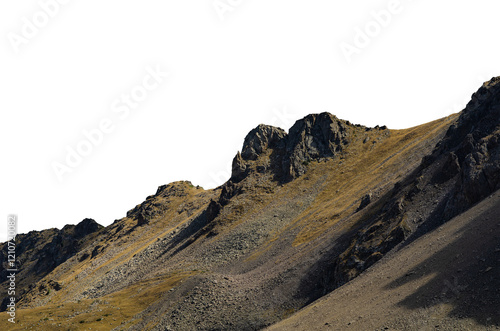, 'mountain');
1,77,499,330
